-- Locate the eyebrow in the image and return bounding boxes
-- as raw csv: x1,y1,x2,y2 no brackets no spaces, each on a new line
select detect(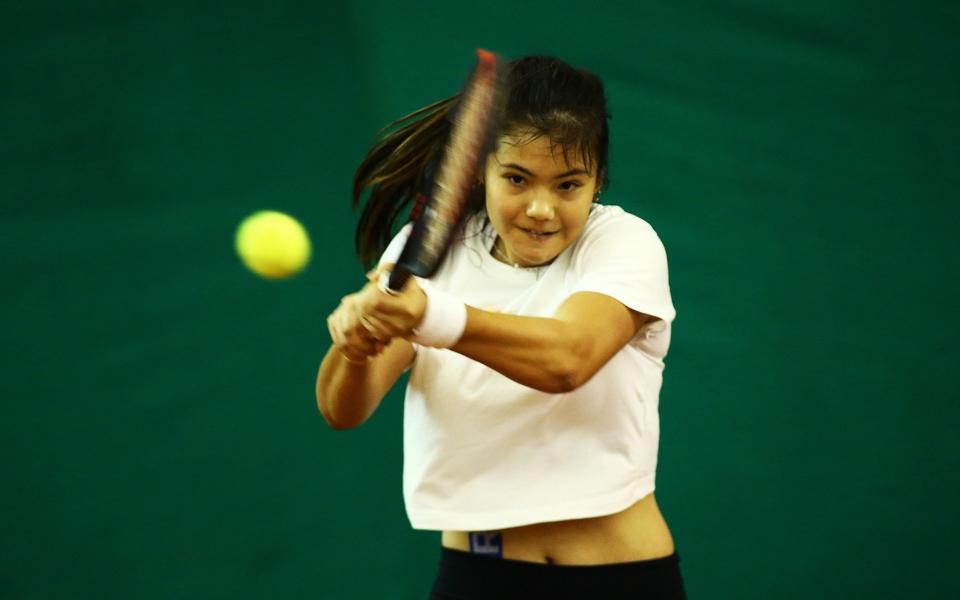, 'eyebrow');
500,163,590,179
